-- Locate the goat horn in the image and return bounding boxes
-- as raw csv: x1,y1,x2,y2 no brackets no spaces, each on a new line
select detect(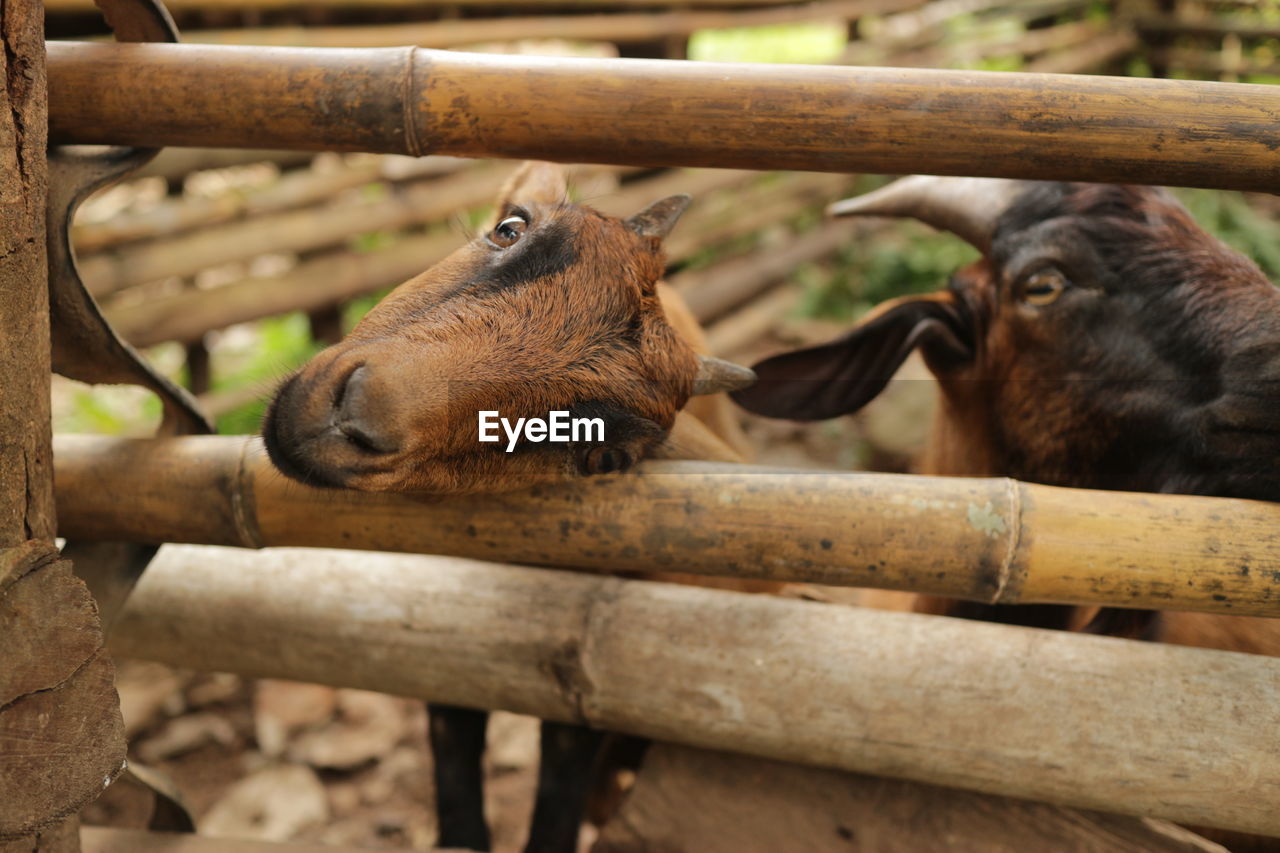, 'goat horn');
827,175,1025,252
691,355,756,396
627,194,692,239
